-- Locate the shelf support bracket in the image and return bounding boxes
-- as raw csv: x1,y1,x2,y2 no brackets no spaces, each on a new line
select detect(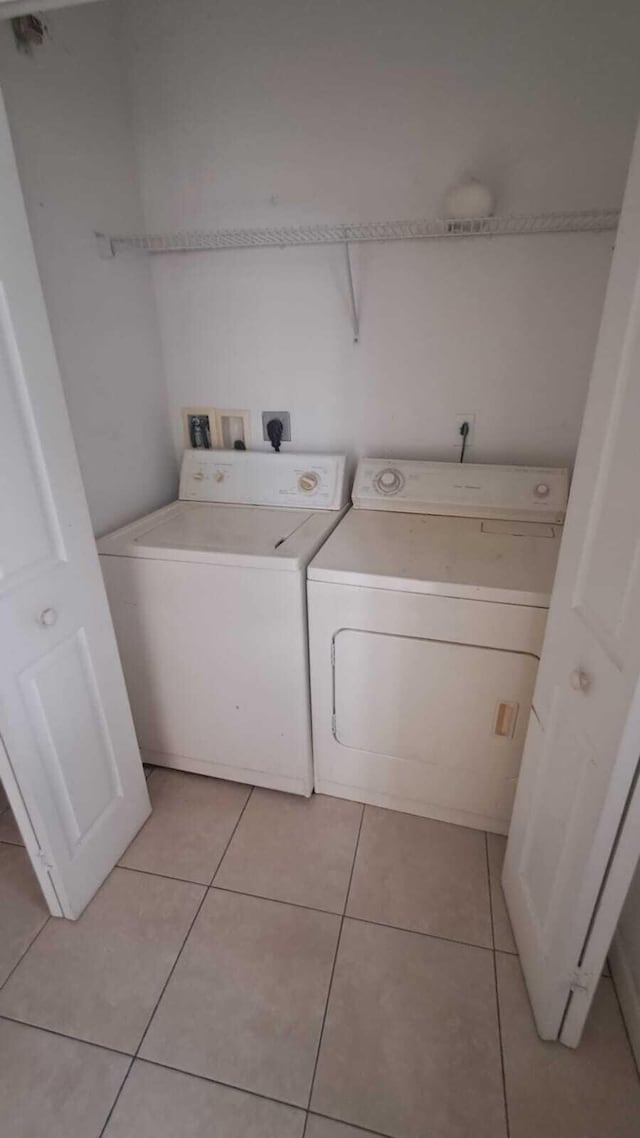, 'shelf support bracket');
343,241,359,343
95,231,115,260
